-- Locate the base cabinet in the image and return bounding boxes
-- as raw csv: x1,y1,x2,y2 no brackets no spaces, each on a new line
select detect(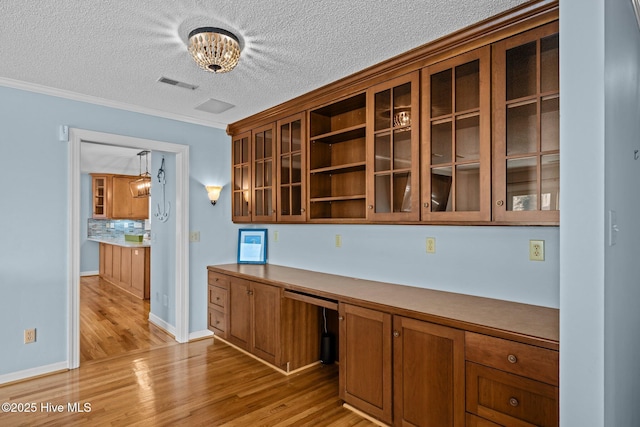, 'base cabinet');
99,243,150,299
